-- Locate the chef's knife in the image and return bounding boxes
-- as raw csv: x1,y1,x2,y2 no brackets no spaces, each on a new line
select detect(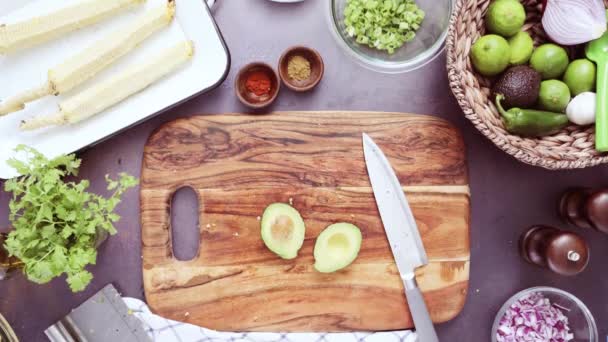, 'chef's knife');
362,133,439,342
